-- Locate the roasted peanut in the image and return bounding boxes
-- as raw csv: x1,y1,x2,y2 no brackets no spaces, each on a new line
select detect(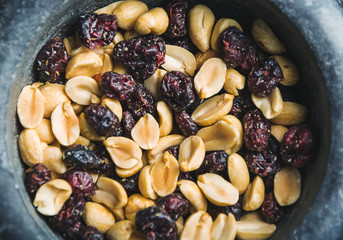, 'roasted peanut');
100,53,114,74
108,207,125,222
252,87,283,119
112,1,148,30
271,125,288,142
42,146,67,174
116,158,143,178
179,136,205,172
131,114,160,150
220,115,244,154
228,153,250,195
144,69,167,100
178,180,207,212
34,119,55,144
134,7,169,35
224,68,245,96
211,18,243,51
180,211,213,240
125,193,155,222
65,76,101,105
236,214,276,240
71,102,85,115
157,101,173,137
94,1,123,15
124,30,140,40
79,113,105,141
70,45,105,57
176,217,184,236
66,51,103,79
271,55,299,86
139,165,158,200
270,101,307,126
107,220,135,240
19,129,46,166
243,176,265,211
274,166,301,206
211,213,237,240
83,202,115,233
101,97,123,121
63,36,76,55
195,49,220,70
113,63,130,74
